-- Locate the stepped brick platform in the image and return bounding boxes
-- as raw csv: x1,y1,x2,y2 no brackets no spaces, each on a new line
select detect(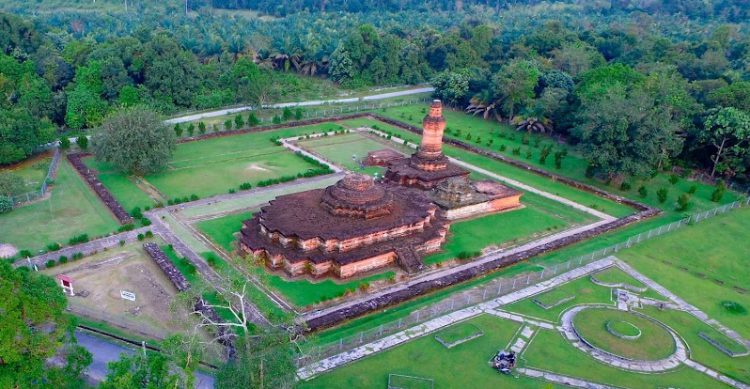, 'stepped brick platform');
240,174,448,278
